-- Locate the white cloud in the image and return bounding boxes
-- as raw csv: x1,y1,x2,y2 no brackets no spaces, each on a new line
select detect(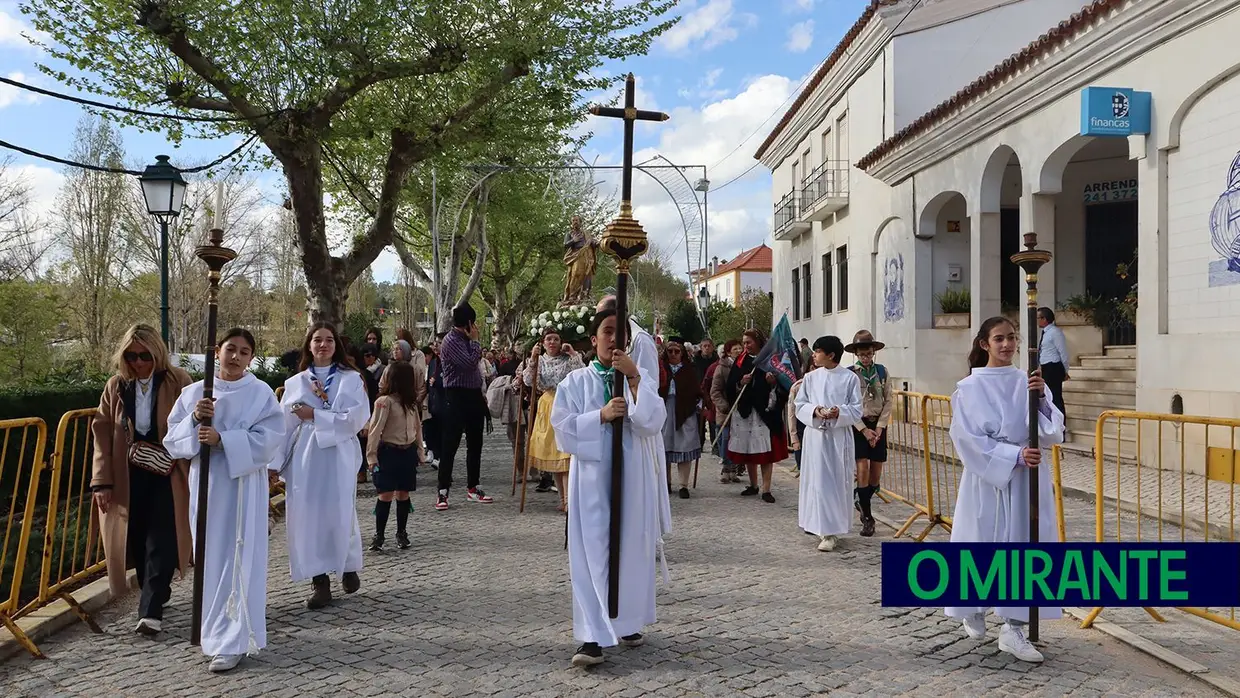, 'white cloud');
0,8,42,48
658,0,758,54
0,71,40,109
784,0,816,12
15,162,63,215
786,20,815,53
